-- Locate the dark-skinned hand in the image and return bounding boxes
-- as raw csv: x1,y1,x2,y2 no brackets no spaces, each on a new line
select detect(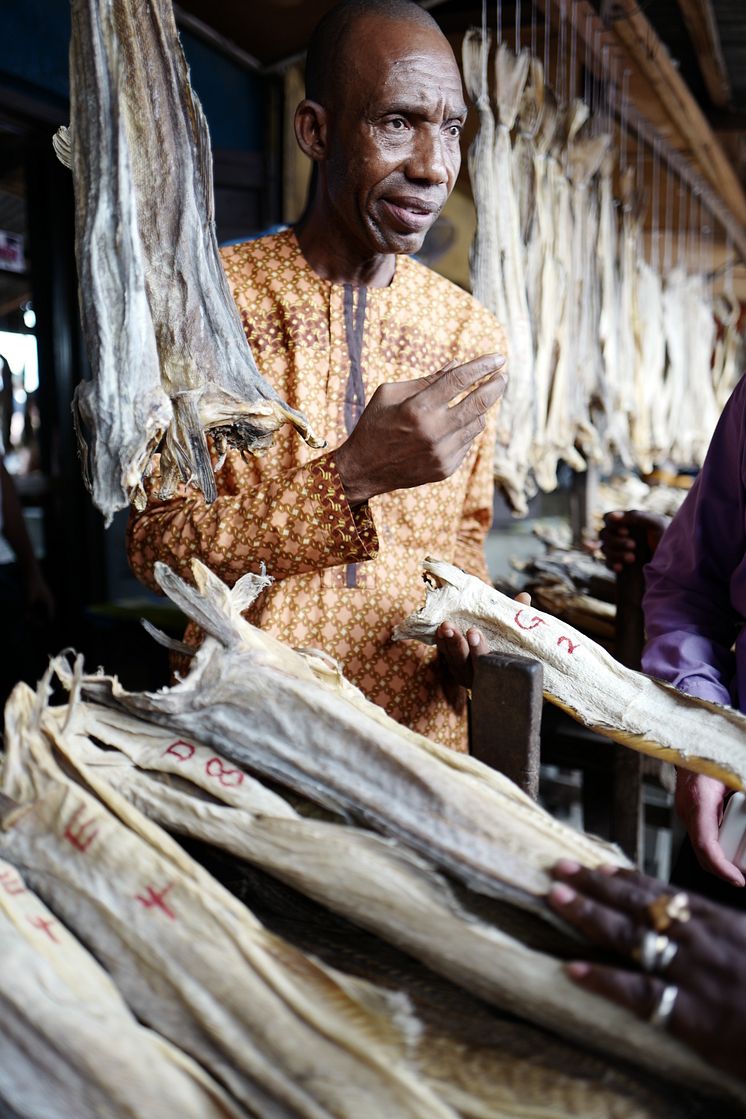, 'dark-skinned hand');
548,860,746,1082
674,769,744,886
597,509,669,573
435,591,531,691
335,353,507,507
